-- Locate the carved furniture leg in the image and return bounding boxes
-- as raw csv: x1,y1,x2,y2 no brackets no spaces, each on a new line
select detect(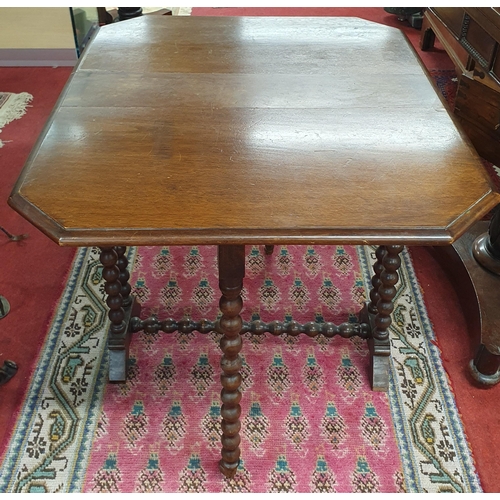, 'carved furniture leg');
471,207,500,383
0,360,18,386
218,245,245,478
473,205,500,274
100,246,139,382
420,14,436,51
431,210,500,385
264,245,274,255
368,245,403,392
